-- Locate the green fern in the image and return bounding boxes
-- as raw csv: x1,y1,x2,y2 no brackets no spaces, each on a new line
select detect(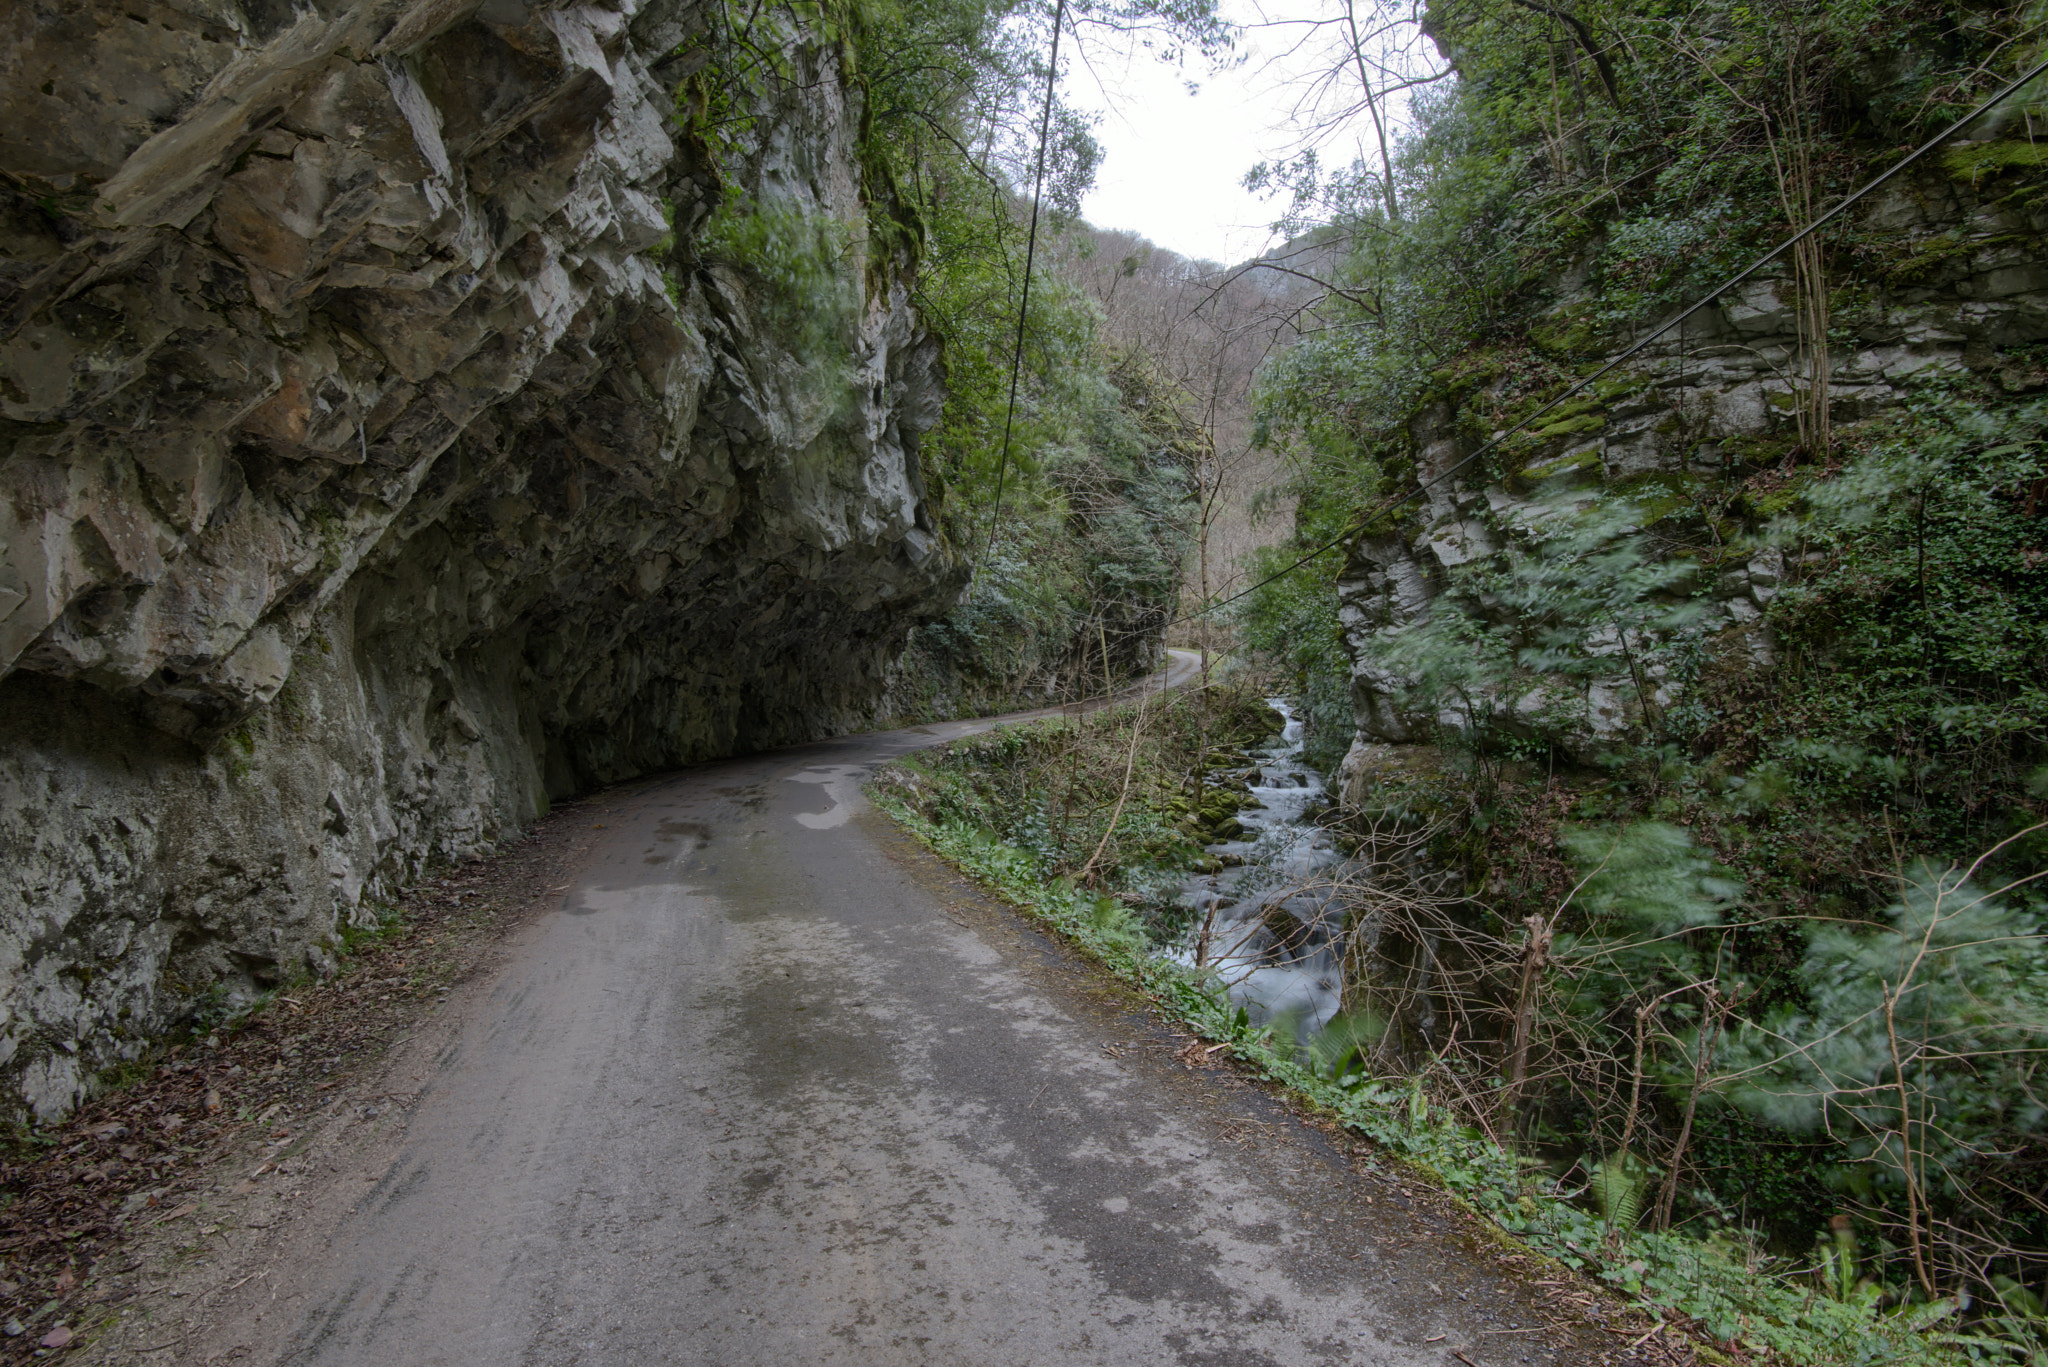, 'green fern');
1589,1151,1648,1231
1815,1217,1860,1302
